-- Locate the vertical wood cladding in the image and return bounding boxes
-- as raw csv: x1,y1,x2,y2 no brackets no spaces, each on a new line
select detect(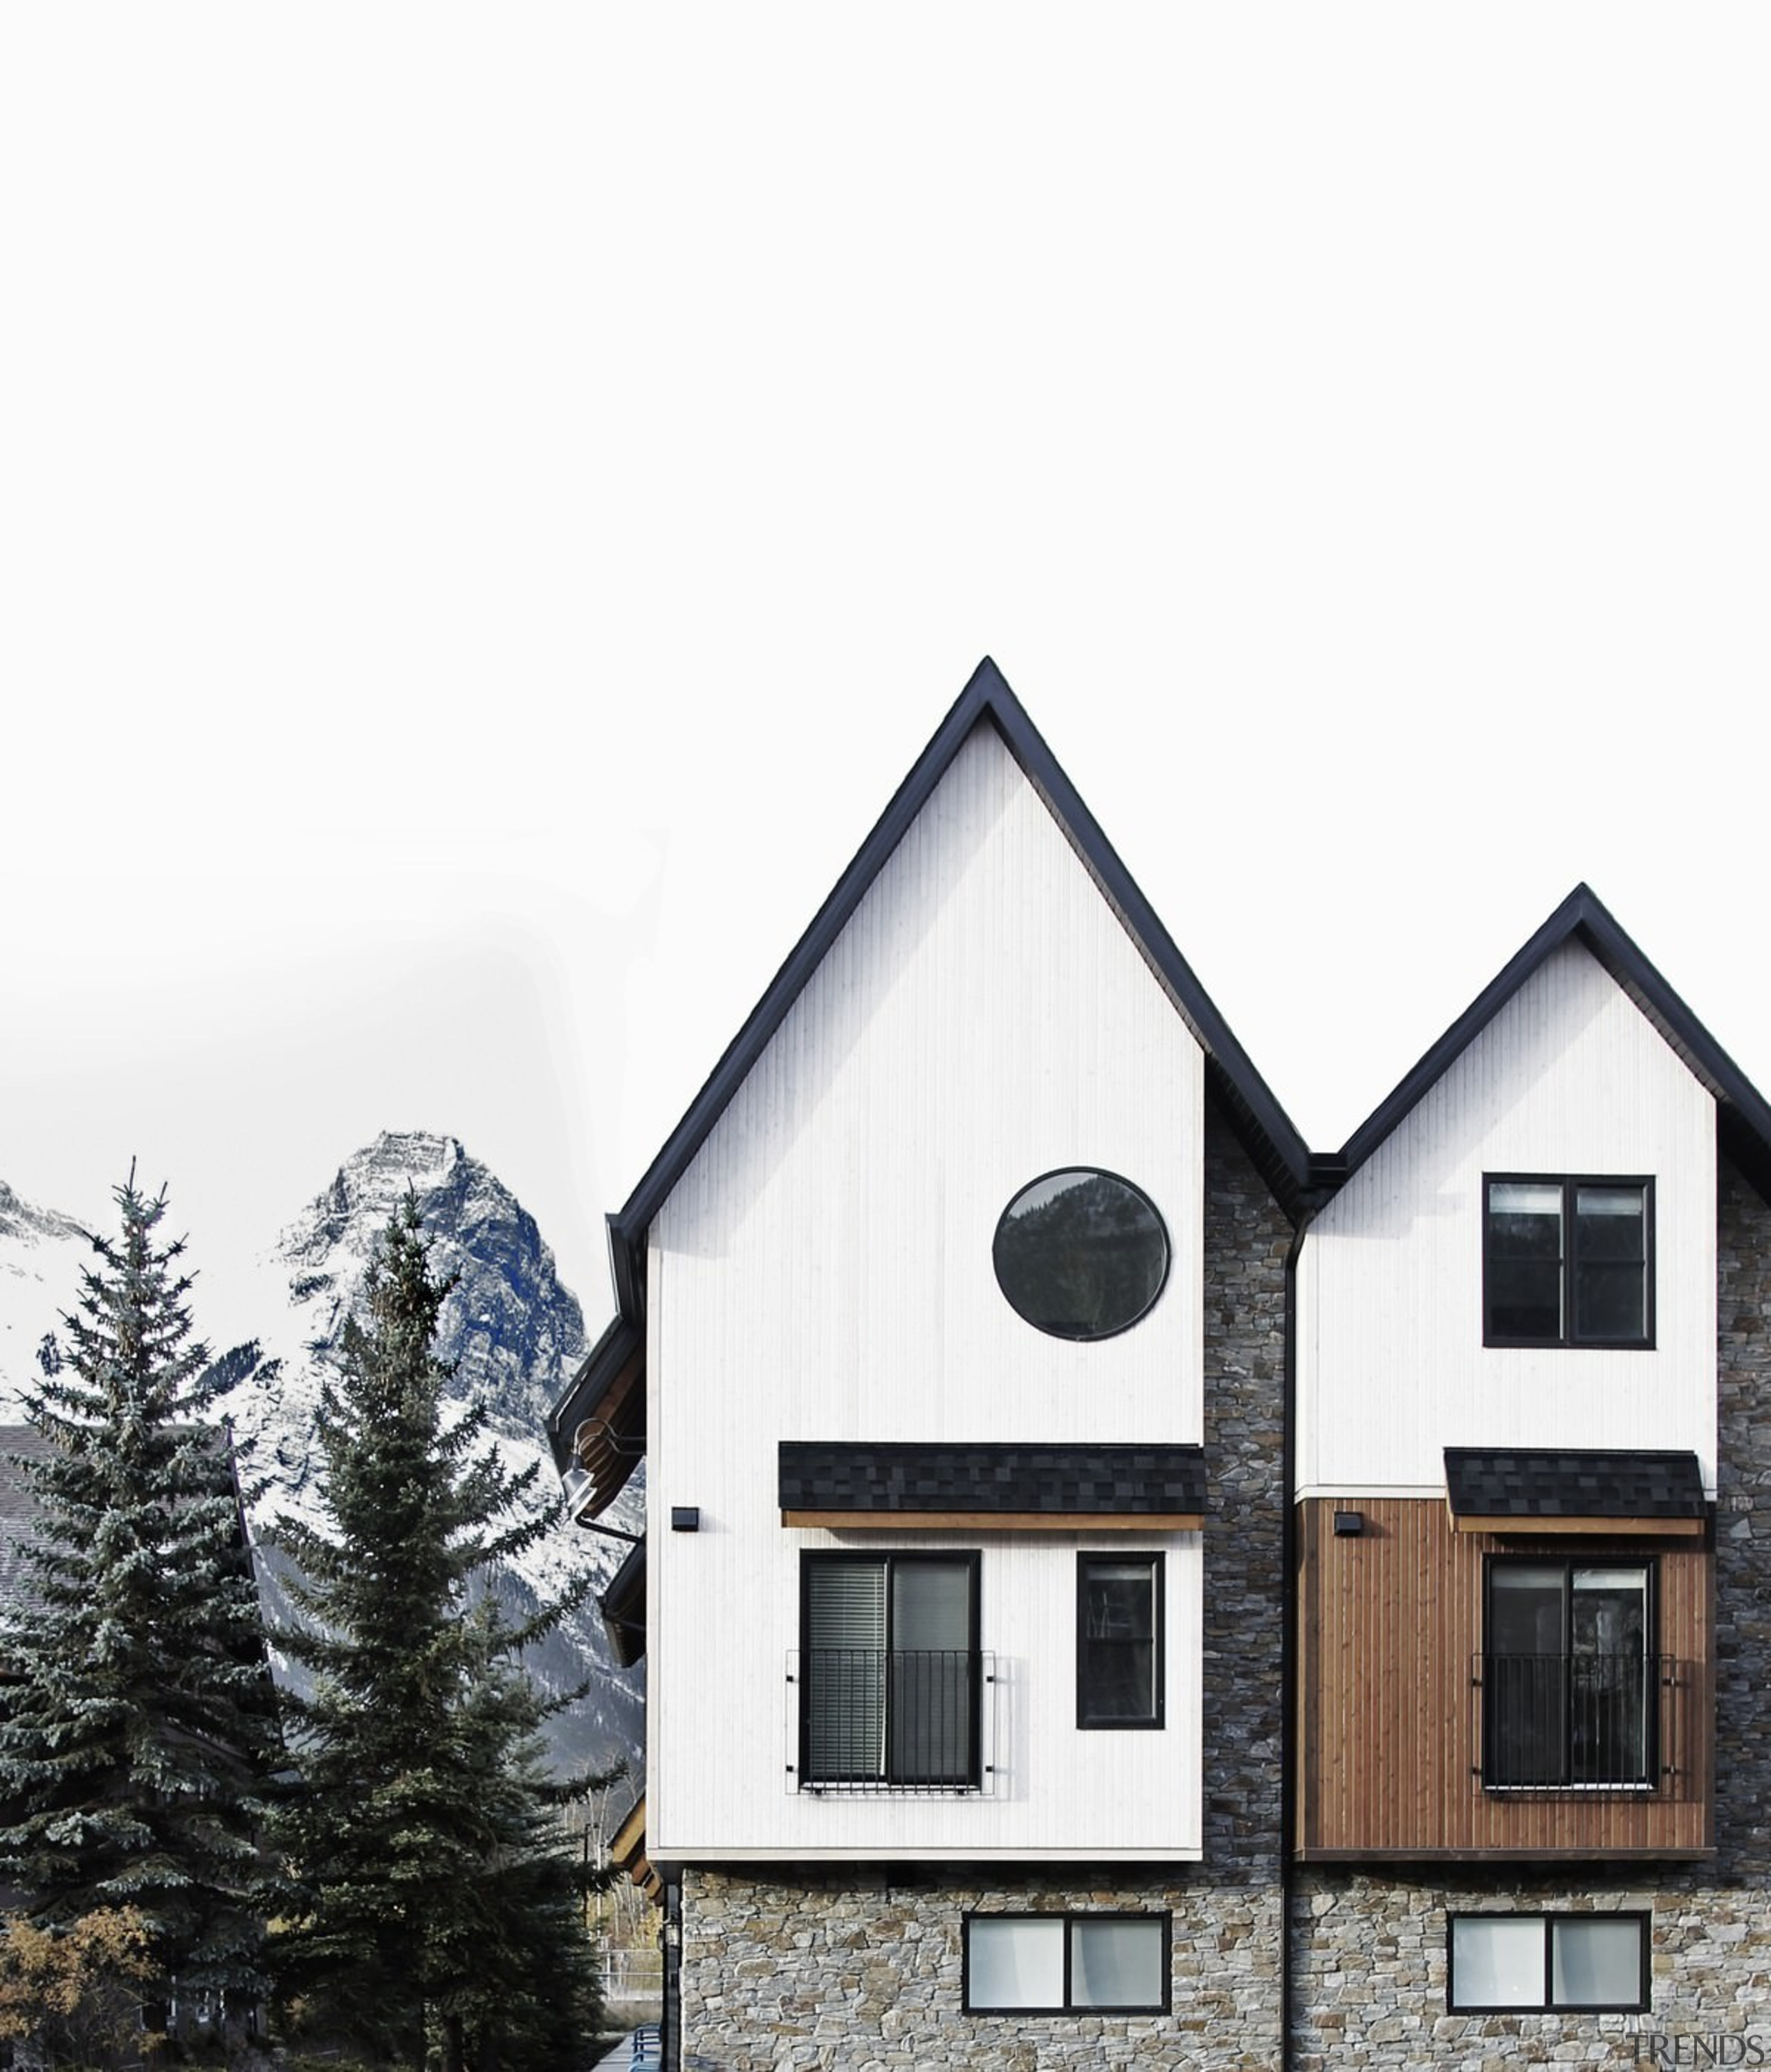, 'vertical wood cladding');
1296,1496,1711,1856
